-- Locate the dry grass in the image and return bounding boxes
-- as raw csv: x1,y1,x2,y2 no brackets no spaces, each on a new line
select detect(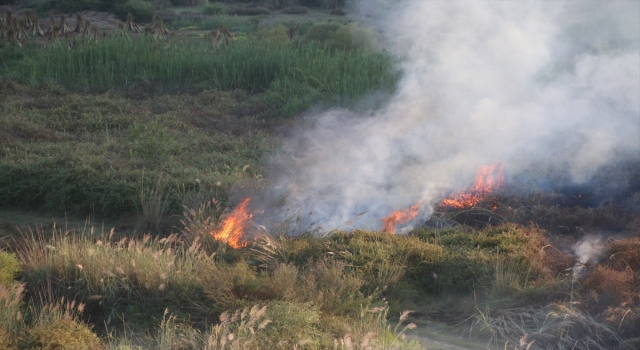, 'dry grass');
0,283,24,349
8,221,421,348
471,303,625,350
